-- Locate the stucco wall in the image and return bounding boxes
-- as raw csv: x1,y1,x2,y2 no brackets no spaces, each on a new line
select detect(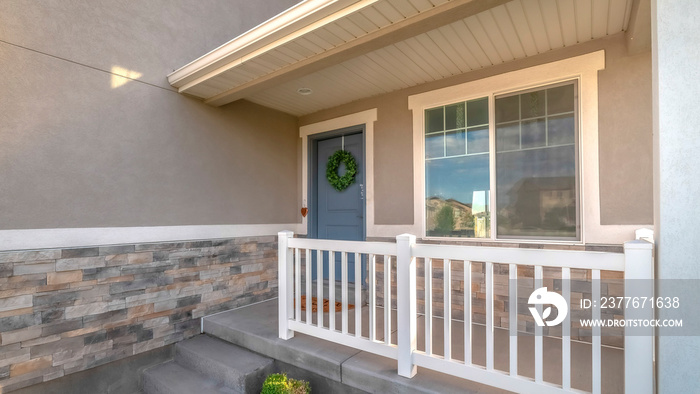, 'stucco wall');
300,33,653,228
0,0,301,230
